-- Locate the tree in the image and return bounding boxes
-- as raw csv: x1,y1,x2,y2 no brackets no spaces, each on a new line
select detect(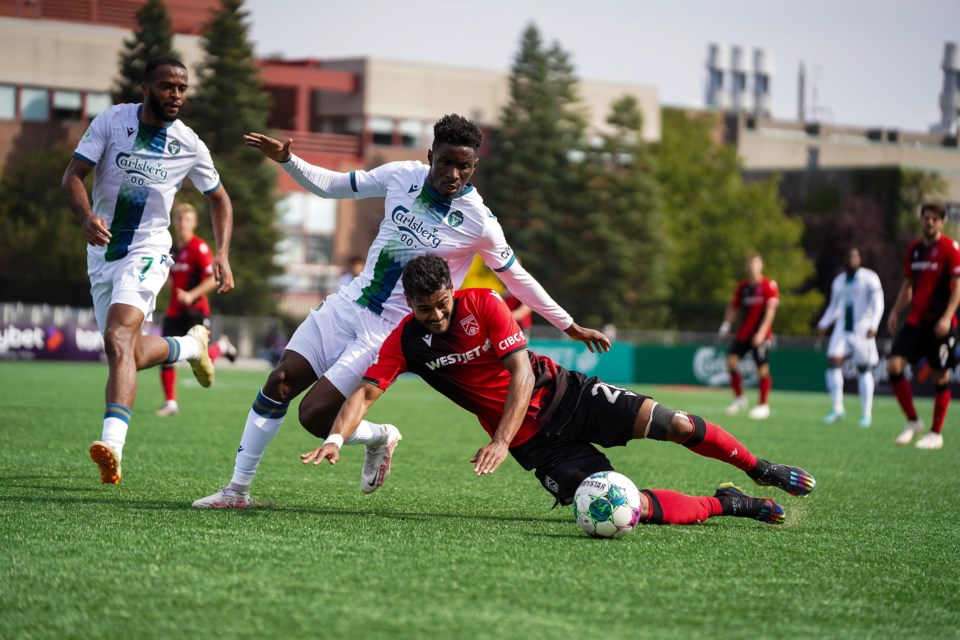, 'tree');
656,109,821,333
187,0,281,316
481,24,591,319
114,0,181,104
0,147,90,306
